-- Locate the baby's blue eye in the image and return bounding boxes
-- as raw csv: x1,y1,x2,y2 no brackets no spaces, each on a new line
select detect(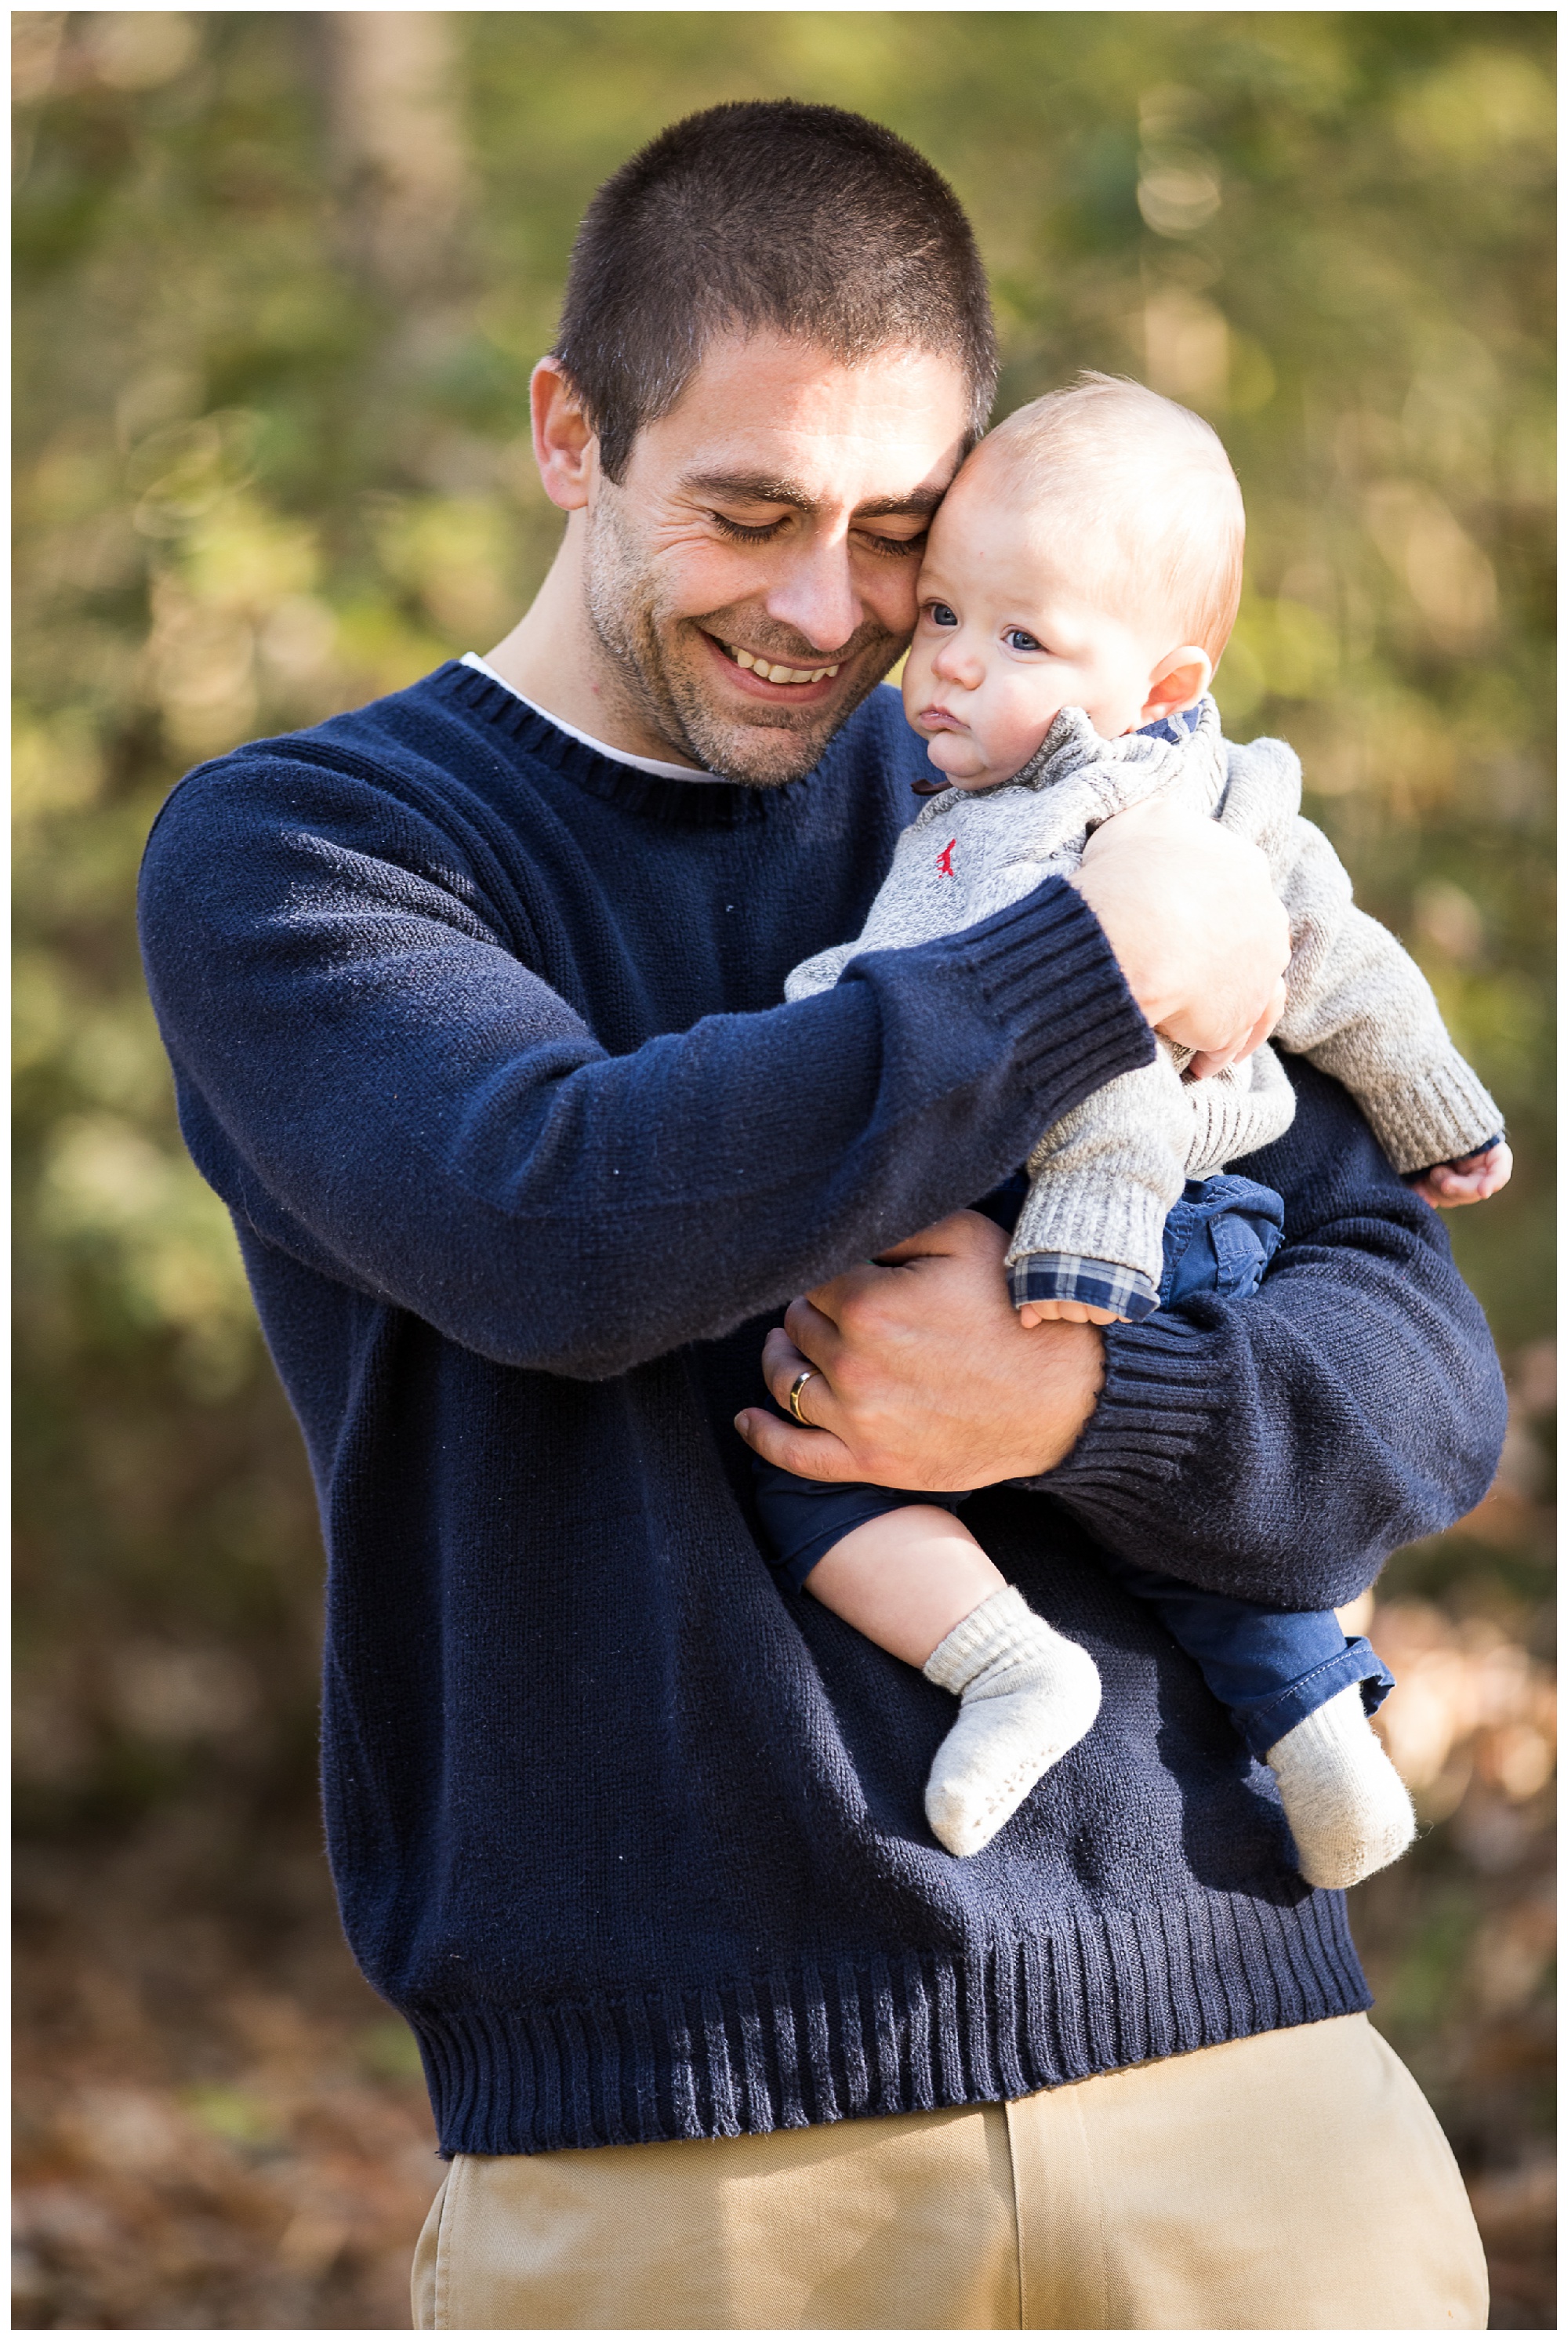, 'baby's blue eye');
1005,628,1044,653
927,602,959,627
